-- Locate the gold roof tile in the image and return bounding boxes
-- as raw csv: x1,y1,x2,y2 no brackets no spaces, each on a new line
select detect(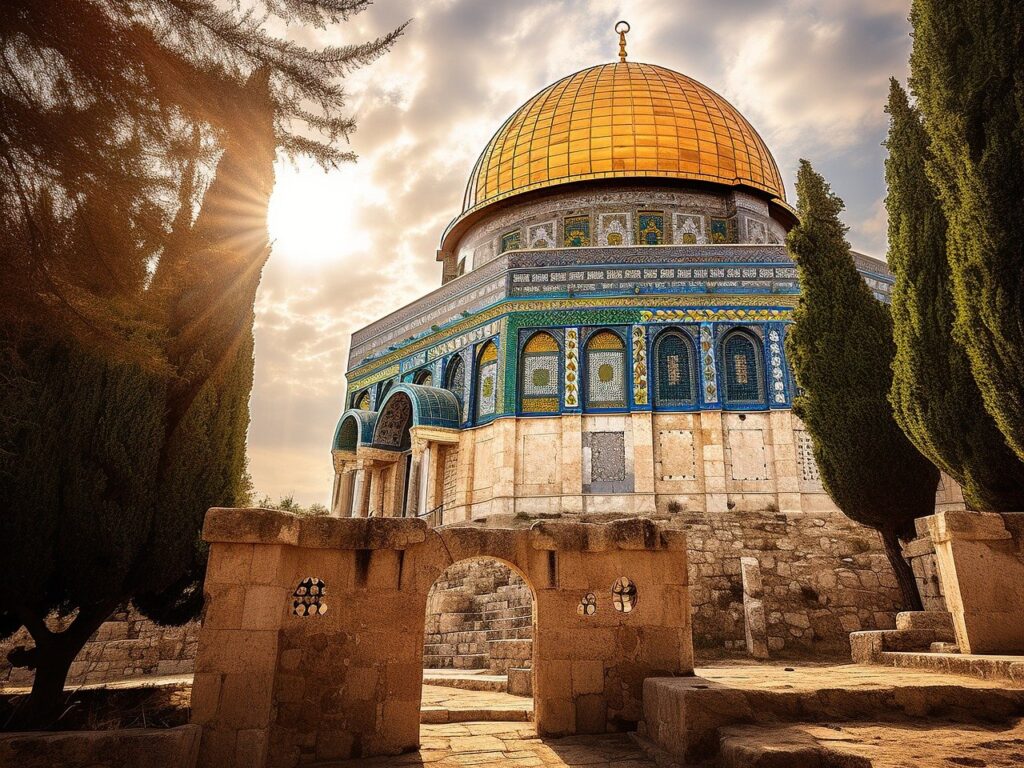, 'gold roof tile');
459,62,784,217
